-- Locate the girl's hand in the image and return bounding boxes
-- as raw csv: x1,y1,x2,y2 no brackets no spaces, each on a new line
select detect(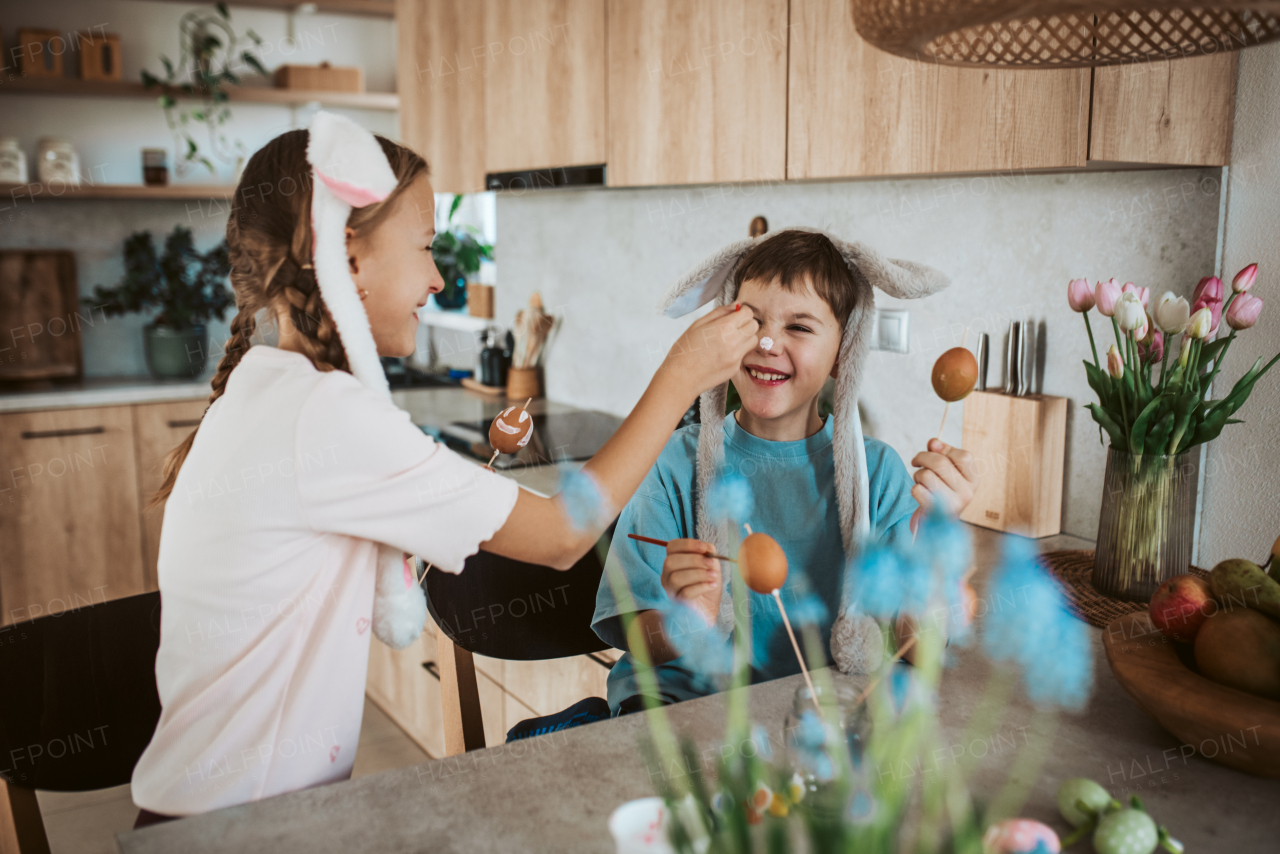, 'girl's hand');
659,303,759,402
909,438,978,532
660,538,723,623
